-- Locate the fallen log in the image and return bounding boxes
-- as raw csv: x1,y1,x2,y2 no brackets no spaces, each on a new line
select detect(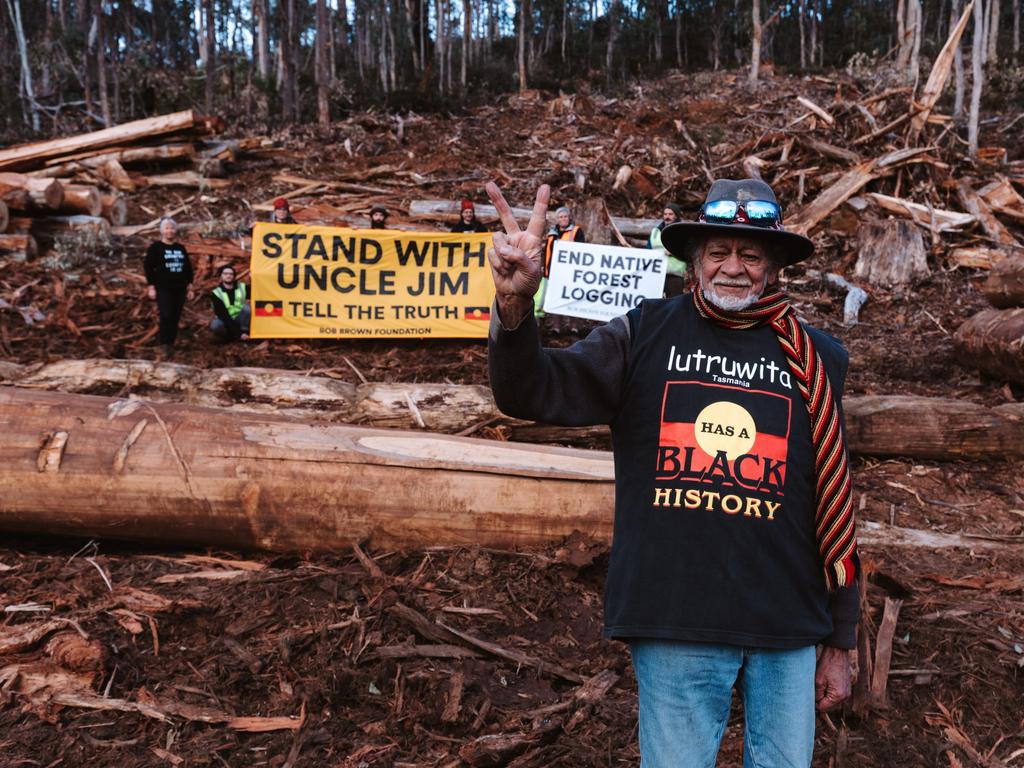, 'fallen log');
0,387,616,551
3,361,1024,460
0,111,205,173
100,192,128,227
949,246,1011,269
0,387,1019,554
29,215,111,242
58,185,103,217
957,181,1022,247
865,193,976,232
408,199,660,239
43,142,197,167
0,233,38,261
138,171,231,190
953,308,1024,384
0,172,64,210
982,254,1024,307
